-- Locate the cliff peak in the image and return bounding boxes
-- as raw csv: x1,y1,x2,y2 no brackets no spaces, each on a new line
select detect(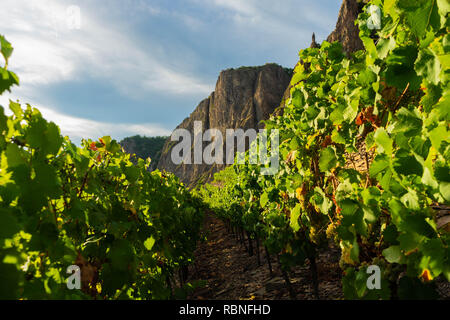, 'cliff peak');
327,0,364,54
157,63,291,186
